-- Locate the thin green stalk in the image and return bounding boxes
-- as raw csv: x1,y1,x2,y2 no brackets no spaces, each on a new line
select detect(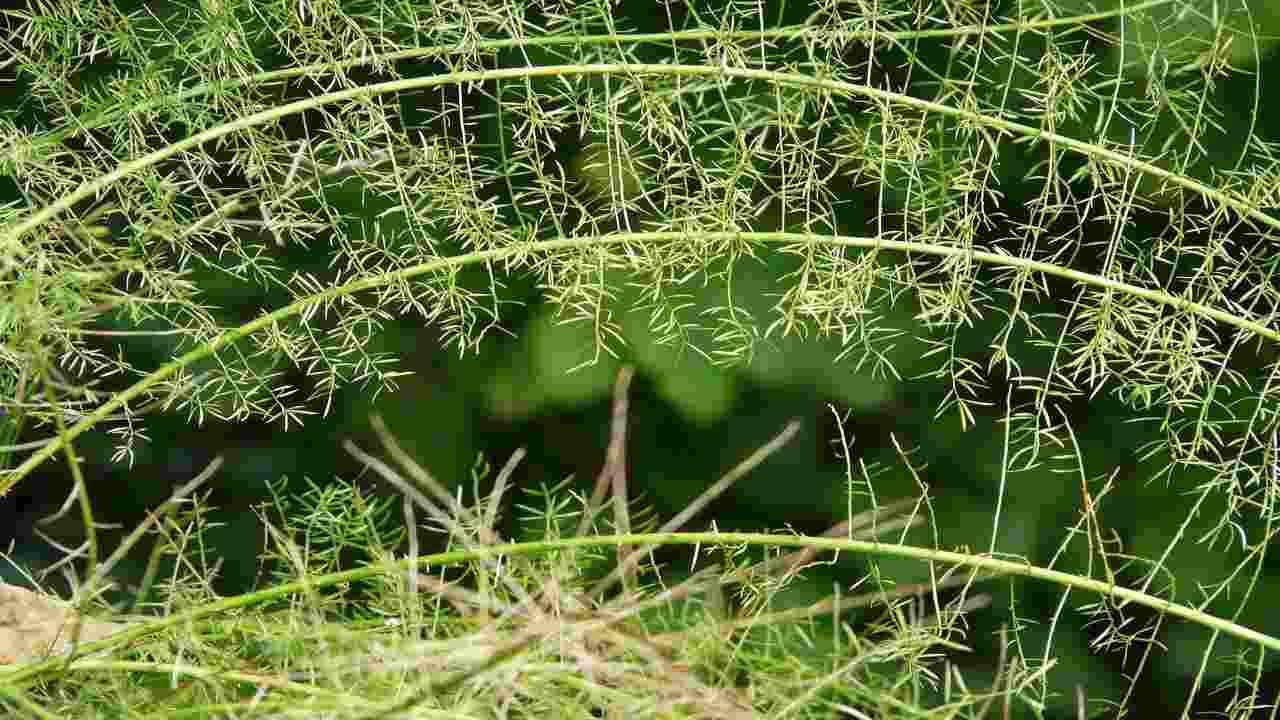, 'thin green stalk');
3,530,1275,691
8,0,1176,155
4,228,1275,495
8,61,1275,263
